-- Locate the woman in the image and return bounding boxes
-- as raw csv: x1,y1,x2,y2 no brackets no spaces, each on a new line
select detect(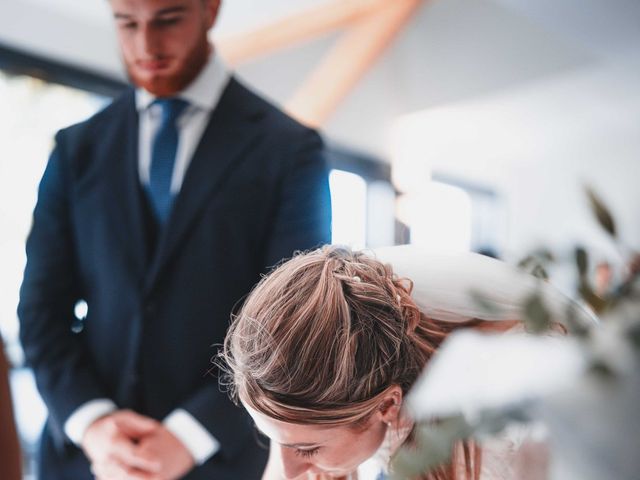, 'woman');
221,246,584,480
